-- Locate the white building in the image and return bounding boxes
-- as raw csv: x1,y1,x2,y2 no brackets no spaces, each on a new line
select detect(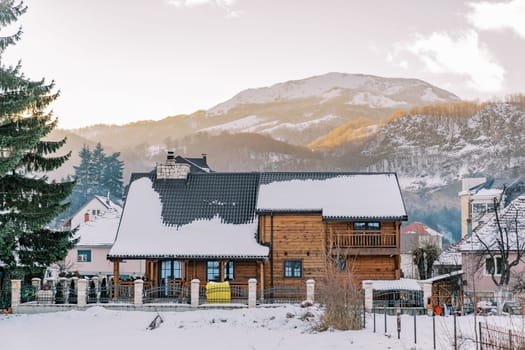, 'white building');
63,196,144,278
459,177,524,239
